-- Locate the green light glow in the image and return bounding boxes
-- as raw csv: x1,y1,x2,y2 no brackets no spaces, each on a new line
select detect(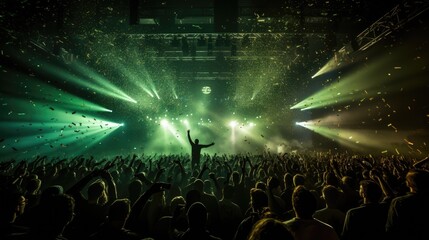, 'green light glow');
2,73,112,112
0,118,122,158
296,115,425,154
293,43,428,110
71,62,137,103
8,50,137,104
110,62,157,101
0,95,122,158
